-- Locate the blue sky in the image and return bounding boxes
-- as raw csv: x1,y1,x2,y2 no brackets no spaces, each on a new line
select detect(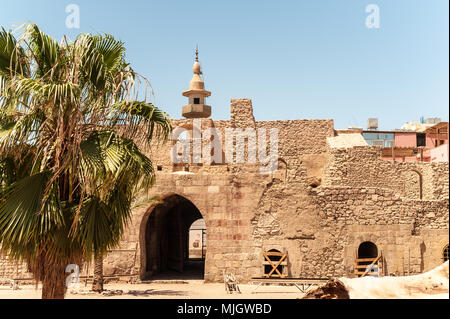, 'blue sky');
1,0,448,130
